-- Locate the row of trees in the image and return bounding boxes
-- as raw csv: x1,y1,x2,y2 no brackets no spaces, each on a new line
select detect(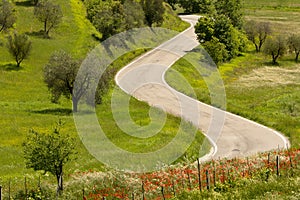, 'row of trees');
0,0,62,37
0,0,63,68
245,20,300,64
85,0,165,41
